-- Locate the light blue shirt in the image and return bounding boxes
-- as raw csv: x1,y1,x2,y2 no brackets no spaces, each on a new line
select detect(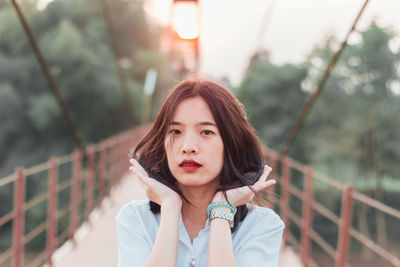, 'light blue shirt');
116,200,284,267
